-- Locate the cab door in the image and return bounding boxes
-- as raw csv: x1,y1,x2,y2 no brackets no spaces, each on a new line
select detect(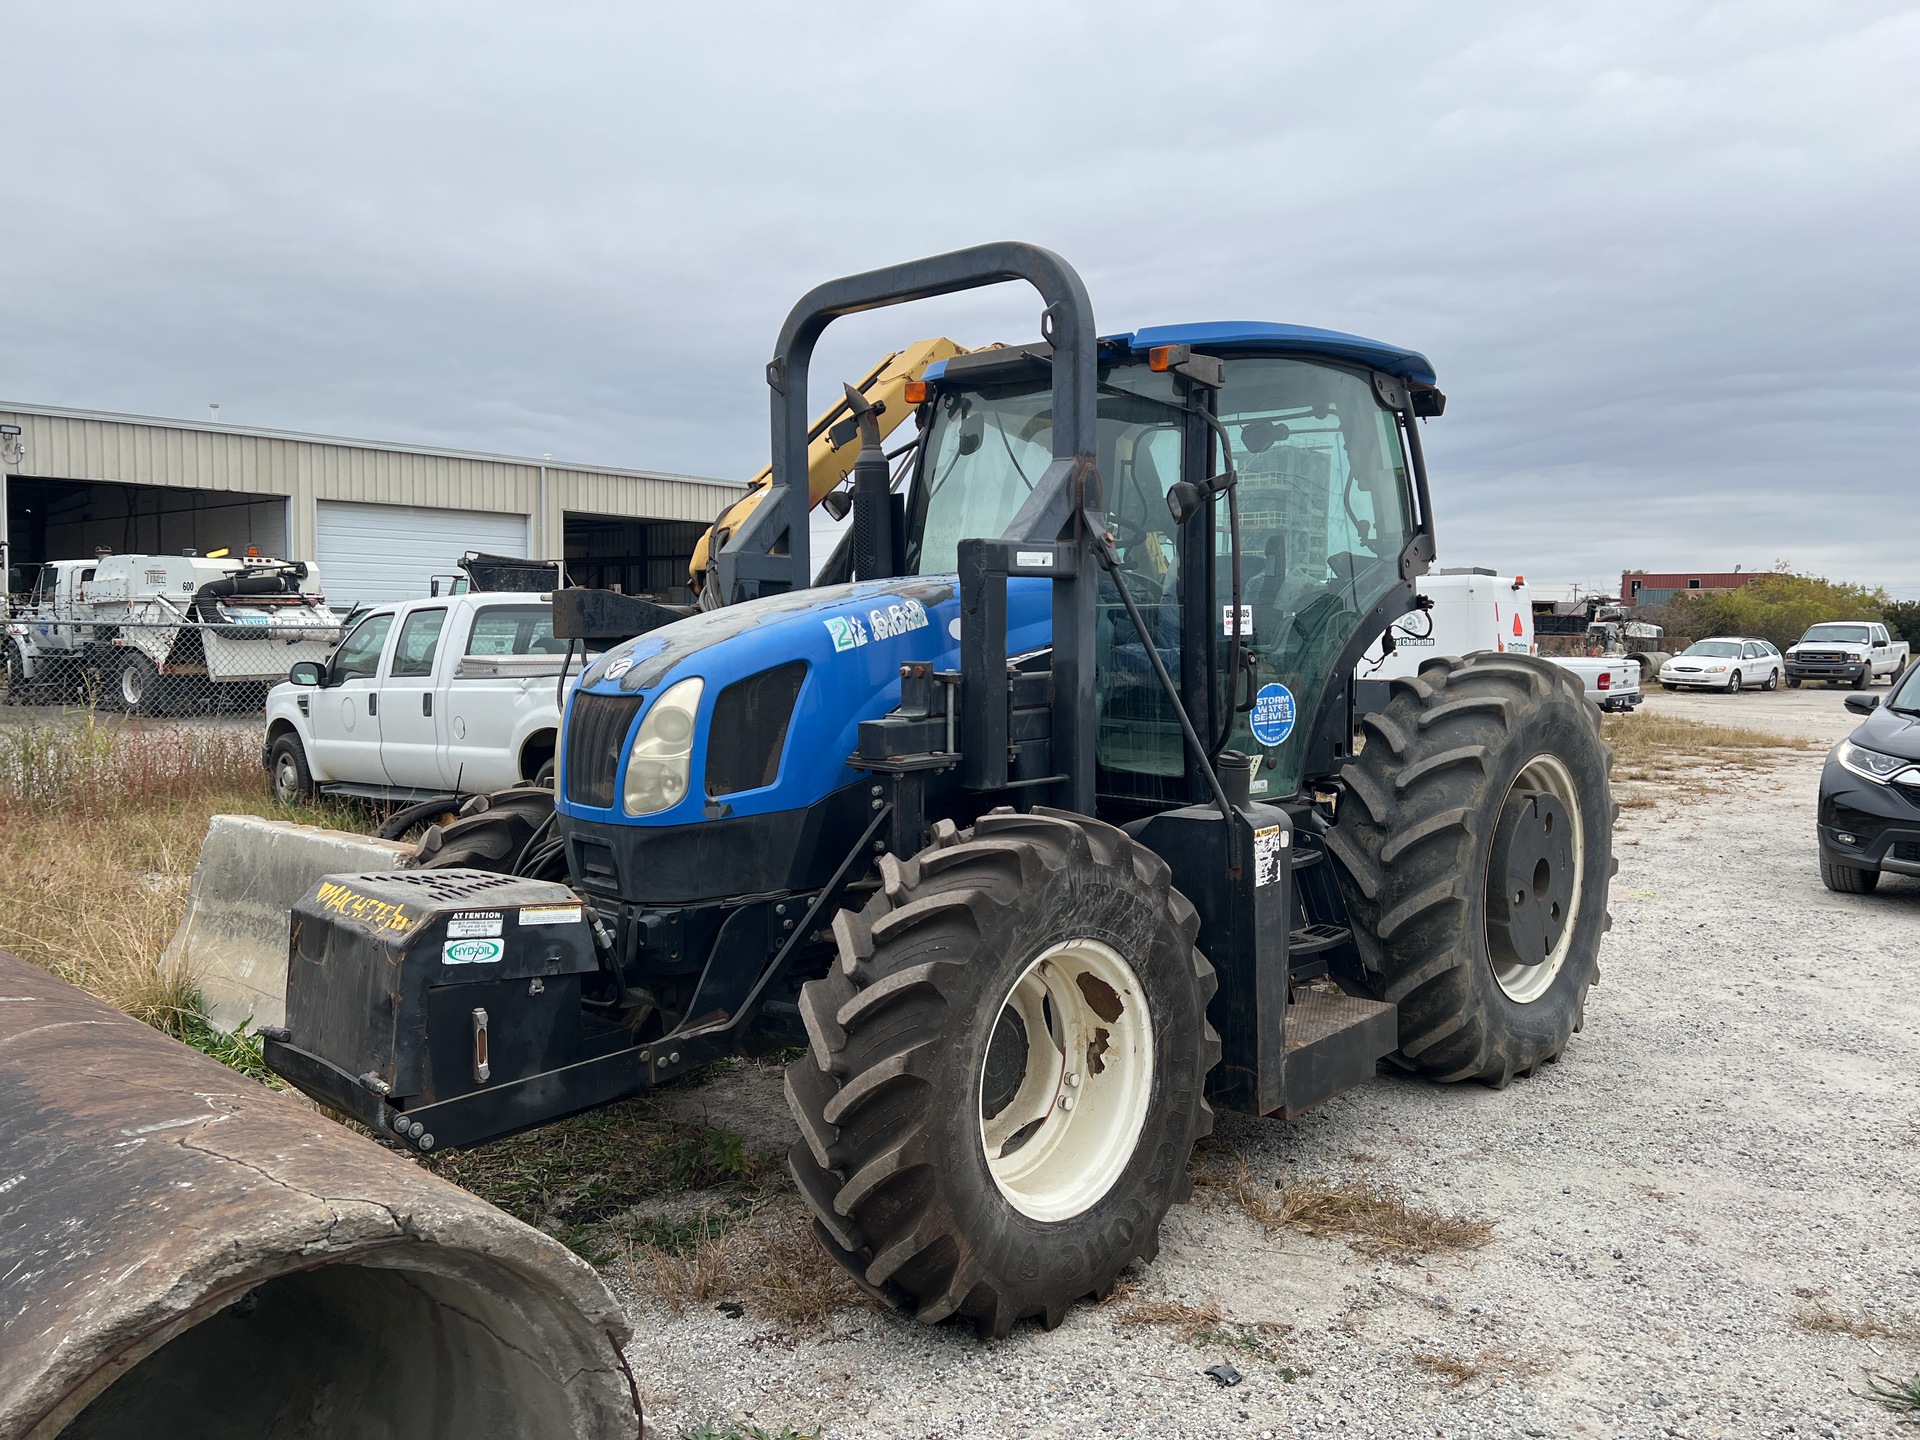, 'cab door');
306,611,393,780
378,606,450,791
